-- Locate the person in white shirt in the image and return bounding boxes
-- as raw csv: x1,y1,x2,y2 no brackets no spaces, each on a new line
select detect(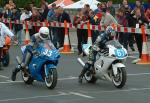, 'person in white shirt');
100,3,118,27
20,5,33,36
20,6,32,21
0,22,14,67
